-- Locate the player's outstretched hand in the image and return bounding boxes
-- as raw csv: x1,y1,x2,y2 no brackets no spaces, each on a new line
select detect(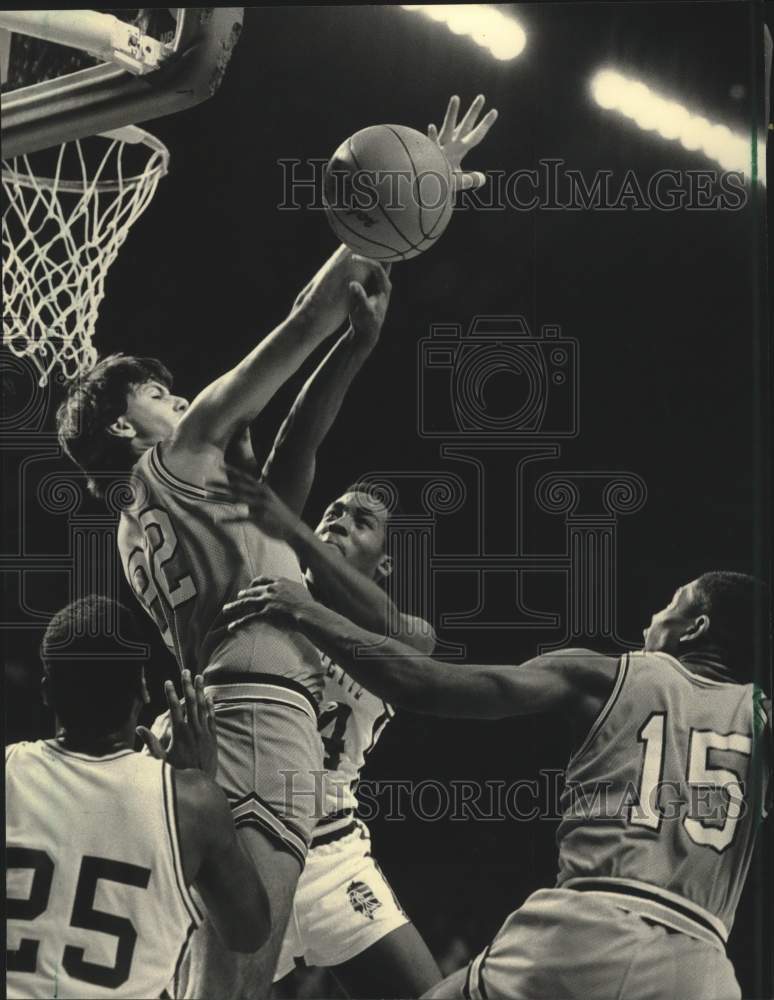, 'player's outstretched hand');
223,576,316,633
348,259,392,344
211,467,302,542
429,94,498,192
137,671,219,779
